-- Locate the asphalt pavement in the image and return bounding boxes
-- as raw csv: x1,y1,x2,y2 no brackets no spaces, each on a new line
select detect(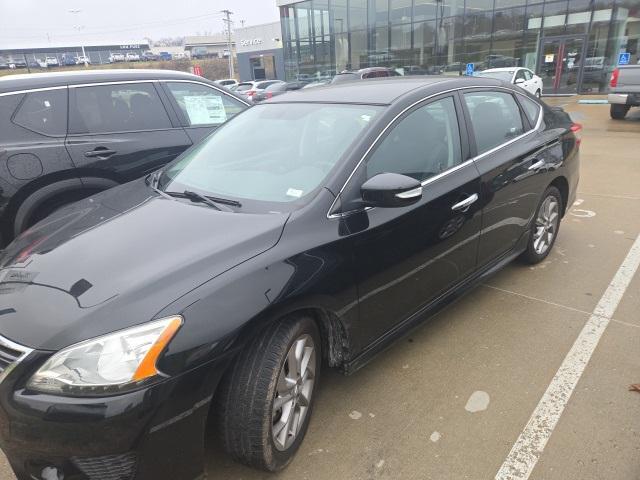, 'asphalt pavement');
1,96,639,480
